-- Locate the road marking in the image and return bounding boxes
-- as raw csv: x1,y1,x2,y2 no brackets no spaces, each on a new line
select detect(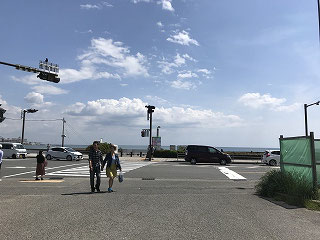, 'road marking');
47,161,153,177
19,179,64,183
6,166,27,169
218,167,246,180
2,163,86,178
